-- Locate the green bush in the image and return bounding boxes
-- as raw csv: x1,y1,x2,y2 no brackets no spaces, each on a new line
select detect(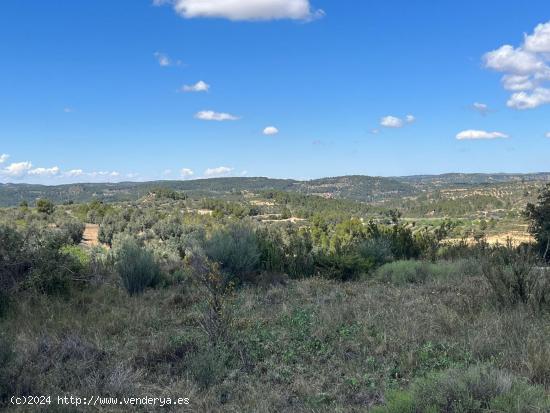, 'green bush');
204,222,260,282
358,236,394,266
373,365,550,413
36,198,55,215
480,246,549,311
315,253,373,281
256,225,315,278
58,220,85,244
27,231,85,296
114,238,161,295
0,225,29,296
1,225,86,298
60,245,90,268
